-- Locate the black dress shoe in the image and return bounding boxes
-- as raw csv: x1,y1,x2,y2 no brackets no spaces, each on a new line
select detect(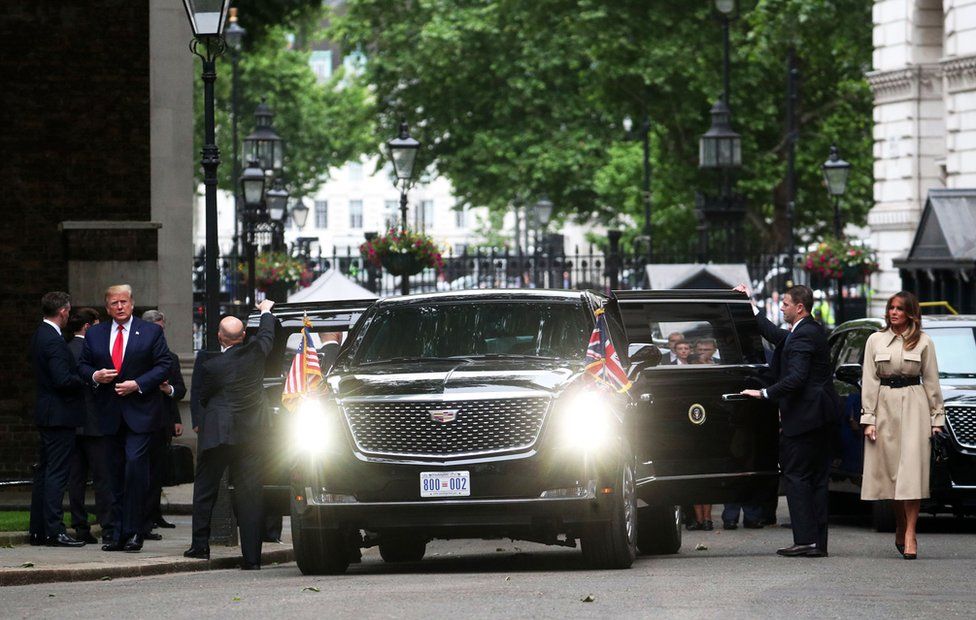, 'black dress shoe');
702,520,714,531
155,518,177,529
776,543,819,557
76,531,99,544
46,532,86,547
183,546,210,560
722,521,738,530
143,532,163,541
743,520,764,529
29,533,46,546
241,563,261,571
123,534,143,552
102,541,125,552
